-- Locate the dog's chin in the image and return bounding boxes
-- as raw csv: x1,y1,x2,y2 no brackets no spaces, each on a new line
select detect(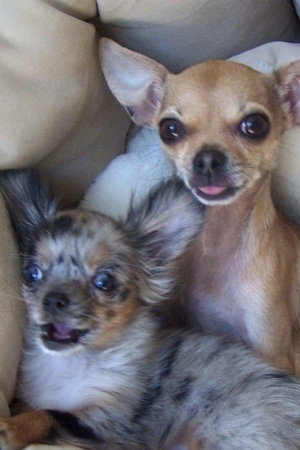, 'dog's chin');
40,322,89,353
